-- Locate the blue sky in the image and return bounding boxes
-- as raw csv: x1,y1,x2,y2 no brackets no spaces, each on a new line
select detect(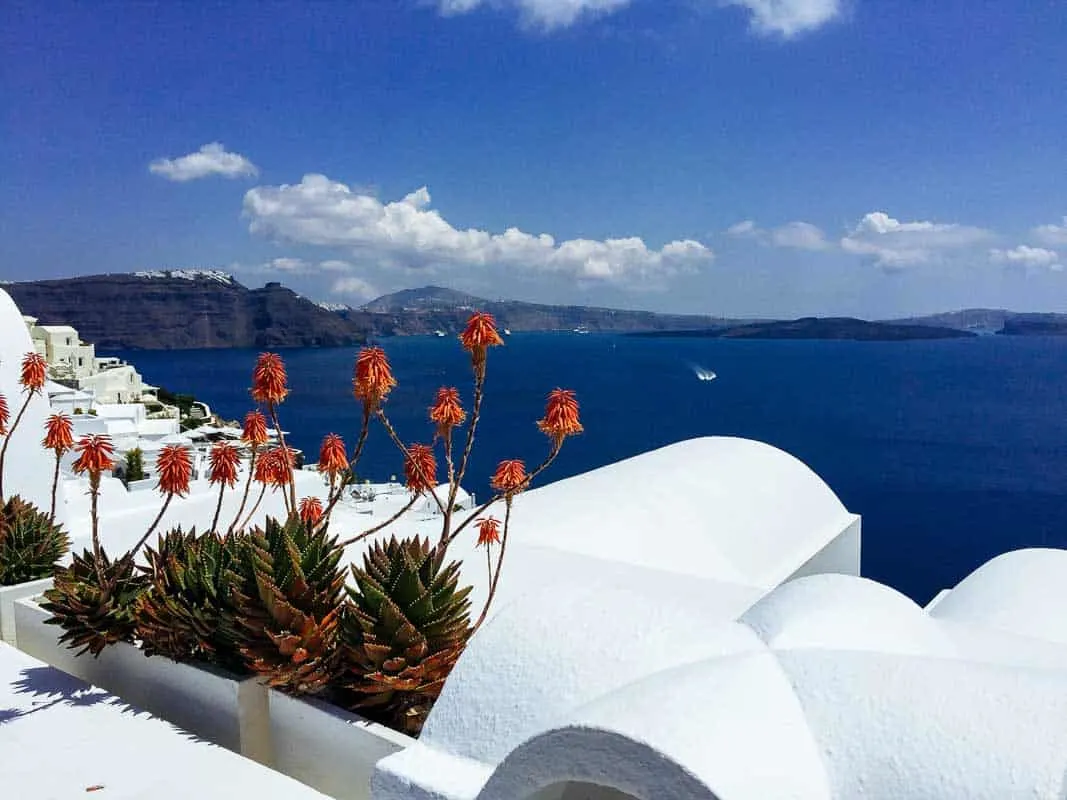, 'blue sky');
3,1,1067,318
